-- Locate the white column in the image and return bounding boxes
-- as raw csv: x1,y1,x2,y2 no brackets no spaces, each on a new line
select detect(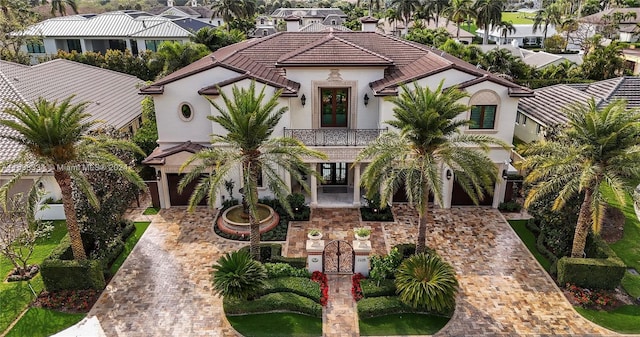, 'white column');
353,163,361,207
306,240,324,273
353,241,372,276
284,170,292,194
493,163,509,208
310,163,318,207
159,168,170,209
